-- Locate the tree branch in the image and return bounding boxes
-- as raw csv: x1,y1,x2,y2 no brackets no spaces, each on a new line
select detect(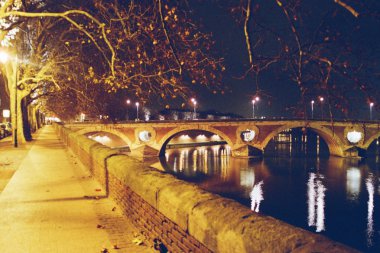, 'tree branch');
157,0,183,75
